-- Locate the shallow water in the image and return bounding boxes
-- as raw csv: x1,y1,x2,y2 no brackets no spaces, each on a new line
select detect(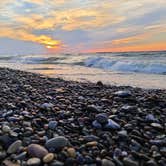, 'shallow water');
0,51,166,89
